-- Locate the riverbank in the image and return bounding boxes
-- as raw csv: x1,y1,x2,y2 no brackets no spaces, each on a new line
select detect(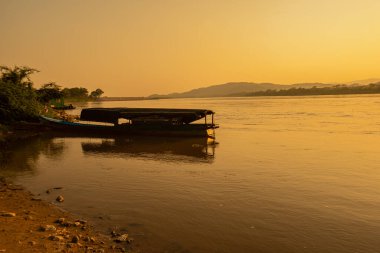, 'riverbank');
0,126,137,253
